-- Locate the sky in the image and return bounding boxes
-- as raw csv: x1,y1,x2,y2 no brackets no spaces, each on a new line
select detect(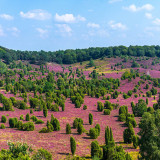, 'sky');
0,0,160,51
